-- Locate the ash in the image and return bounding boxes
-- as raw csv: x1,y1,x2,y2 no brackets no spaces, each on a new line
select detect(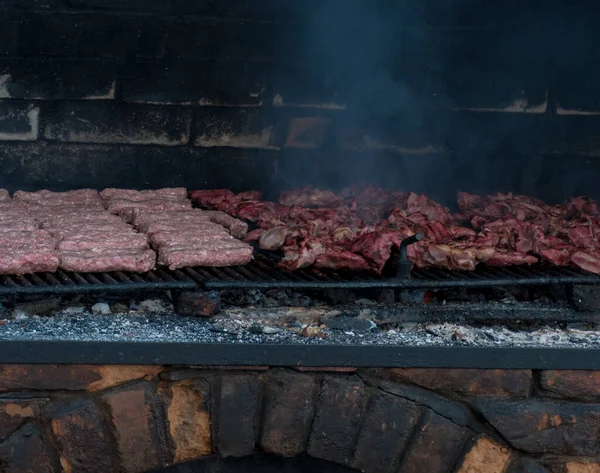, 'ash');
0,292,599,348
